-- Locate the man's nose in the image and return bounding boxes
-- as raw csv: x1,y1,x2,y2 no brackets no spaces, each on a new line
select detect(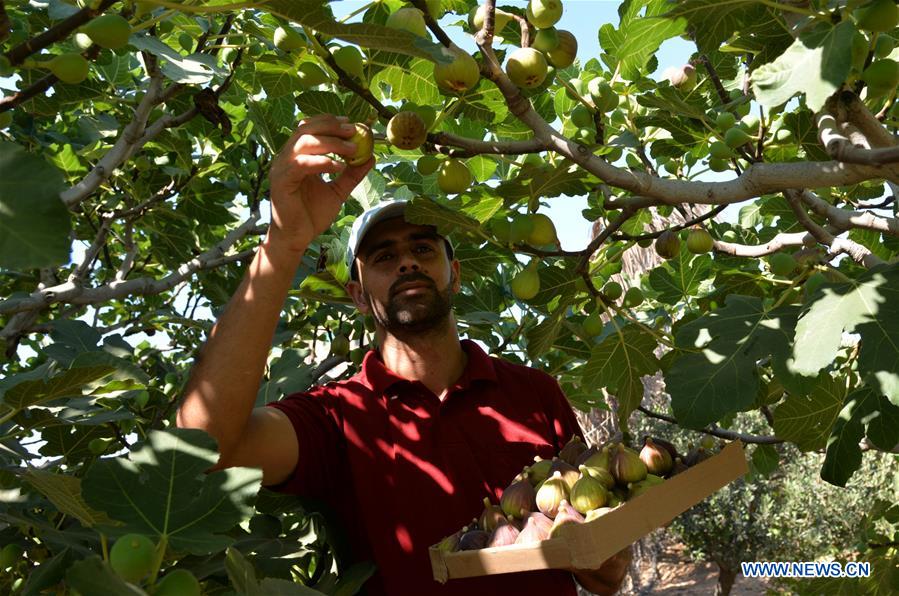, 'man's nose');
397,251,421,273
